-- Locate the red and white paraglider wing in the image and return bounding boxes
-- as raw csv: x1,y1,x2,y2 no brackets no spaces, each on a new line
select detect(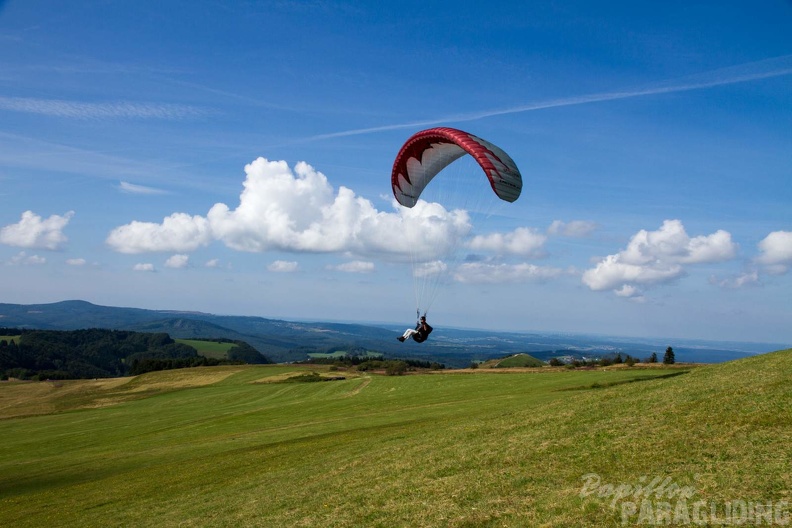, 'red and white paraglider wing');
391,127,522,208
